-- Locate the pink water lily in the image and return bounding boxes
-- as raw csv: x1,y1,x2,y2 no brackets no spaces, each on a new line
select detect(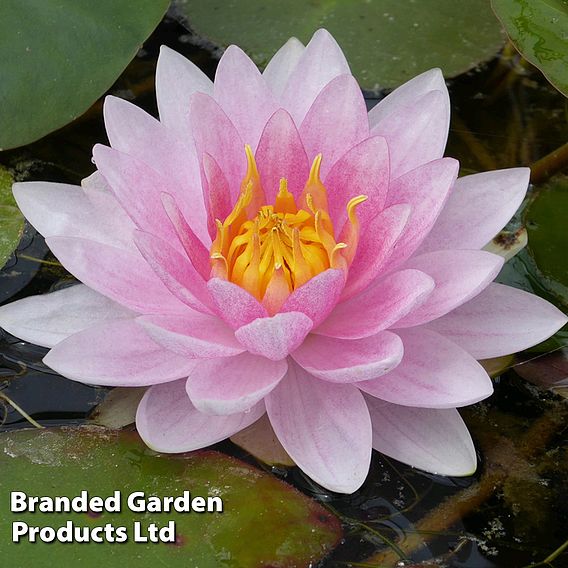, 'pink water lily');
0,30,565,493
